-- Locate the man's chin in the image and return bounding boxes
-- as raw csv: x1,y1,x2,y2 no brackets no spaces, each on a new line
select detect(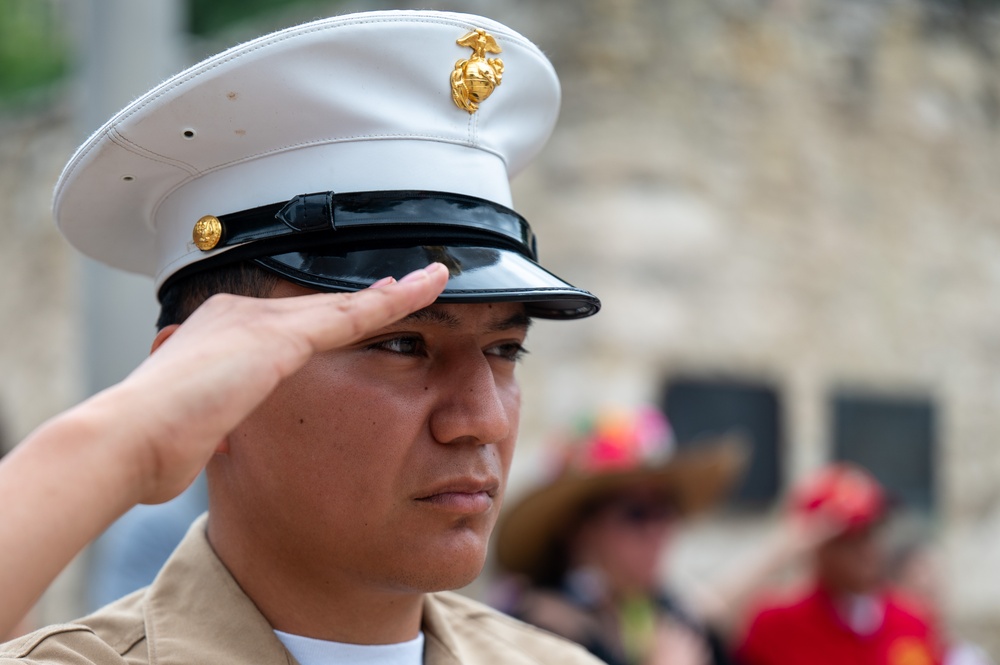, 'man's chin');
388,539,488,593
